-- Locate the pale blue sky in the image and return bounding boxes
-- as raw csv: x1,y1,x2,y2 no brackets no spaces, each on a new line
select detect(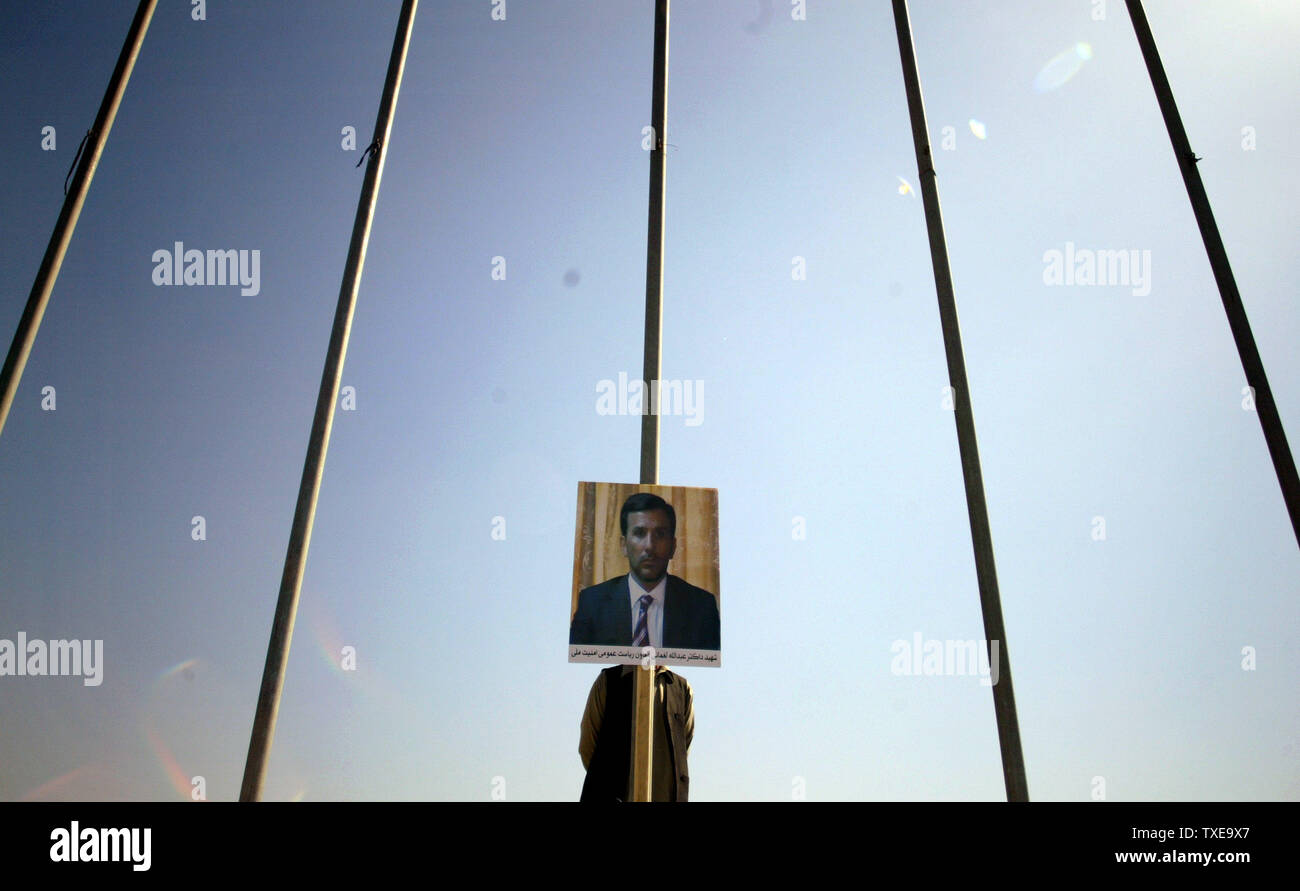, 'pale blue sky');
0,0,1296,801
